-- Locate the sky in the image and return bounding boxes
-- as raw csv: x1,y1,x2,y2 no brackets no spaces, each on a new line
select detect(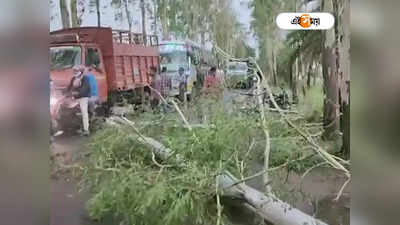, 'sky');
231,0,258,49
50,0,258,48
